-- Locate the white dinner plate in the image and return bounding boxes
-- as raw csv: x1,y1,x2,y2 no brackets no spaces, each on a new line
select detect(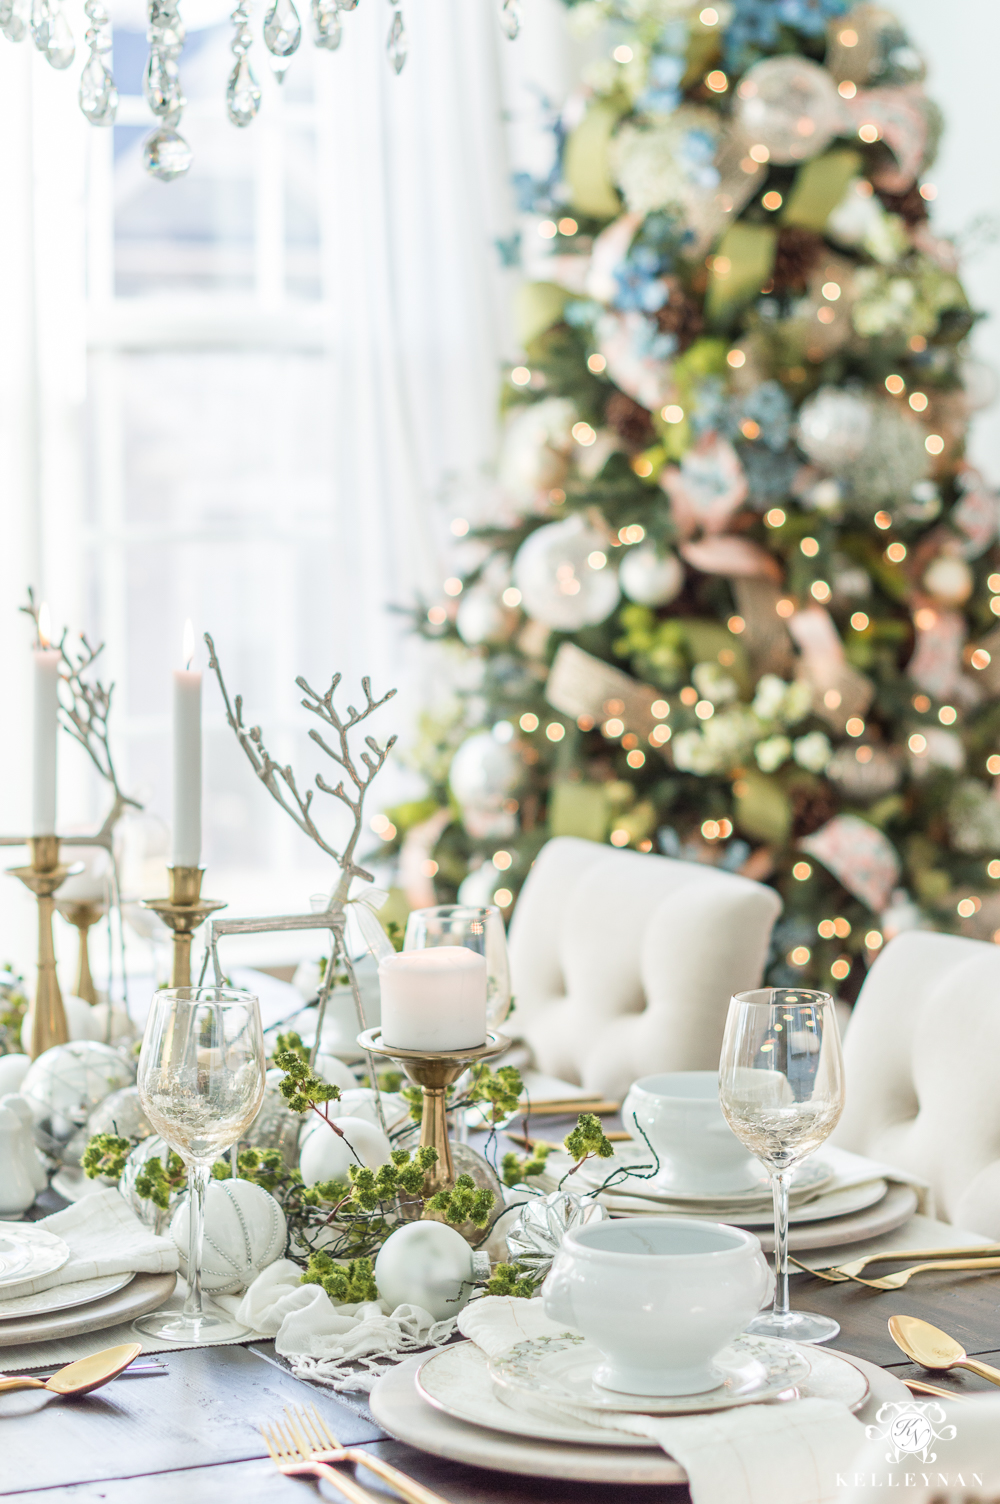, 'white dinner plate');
599,1177,888,1226
416,1339,870,1448
371,1349,908,1486
0,1272,134,1321
0,1226,70,1293
605,1157,835,1210
489,1332,811,1416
